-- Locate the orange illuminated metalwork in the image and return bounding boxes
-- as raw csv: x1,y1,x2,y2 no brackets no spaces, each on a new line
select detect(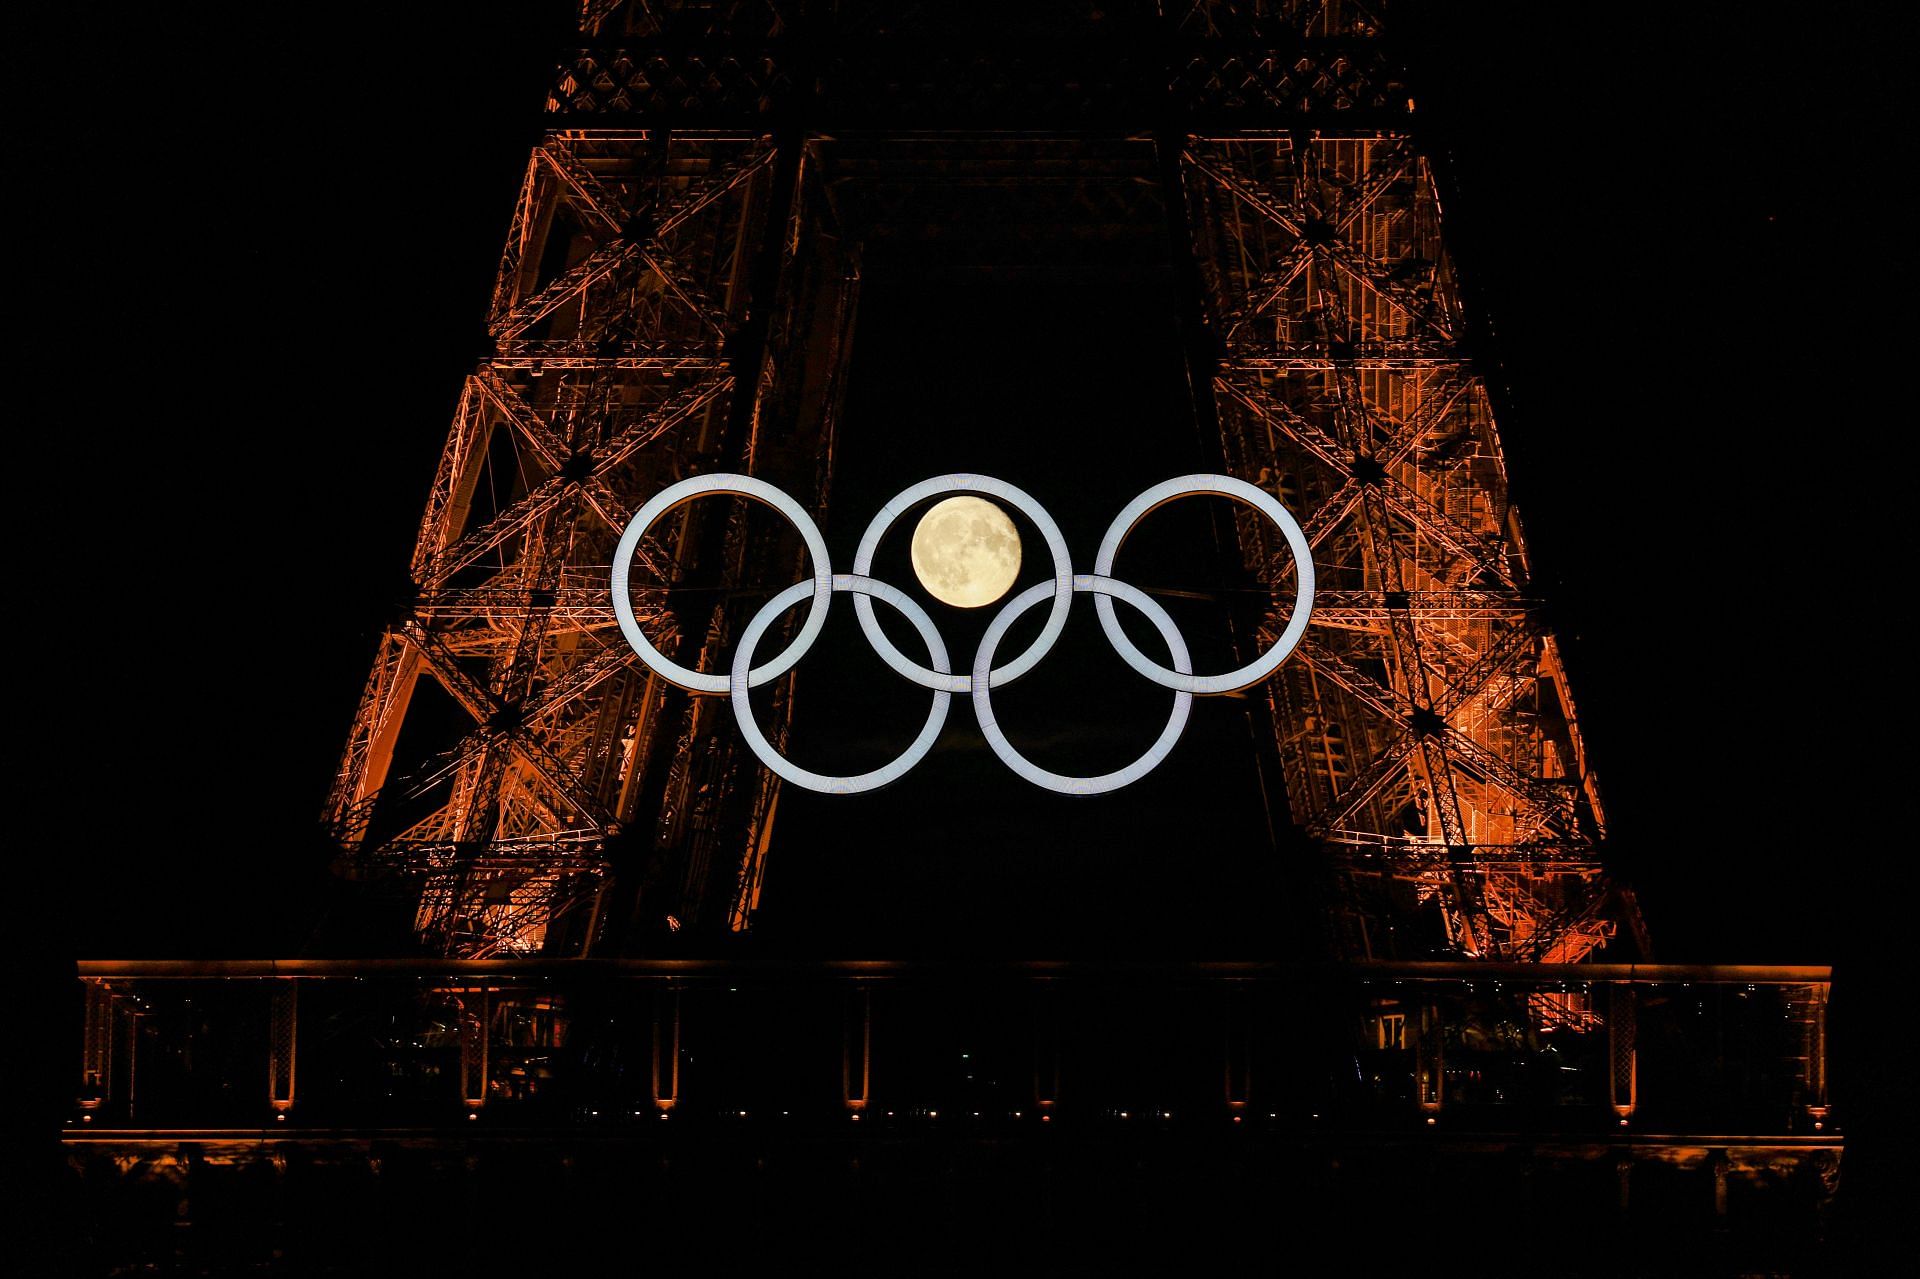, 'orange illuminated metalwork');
322,0,1637,981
